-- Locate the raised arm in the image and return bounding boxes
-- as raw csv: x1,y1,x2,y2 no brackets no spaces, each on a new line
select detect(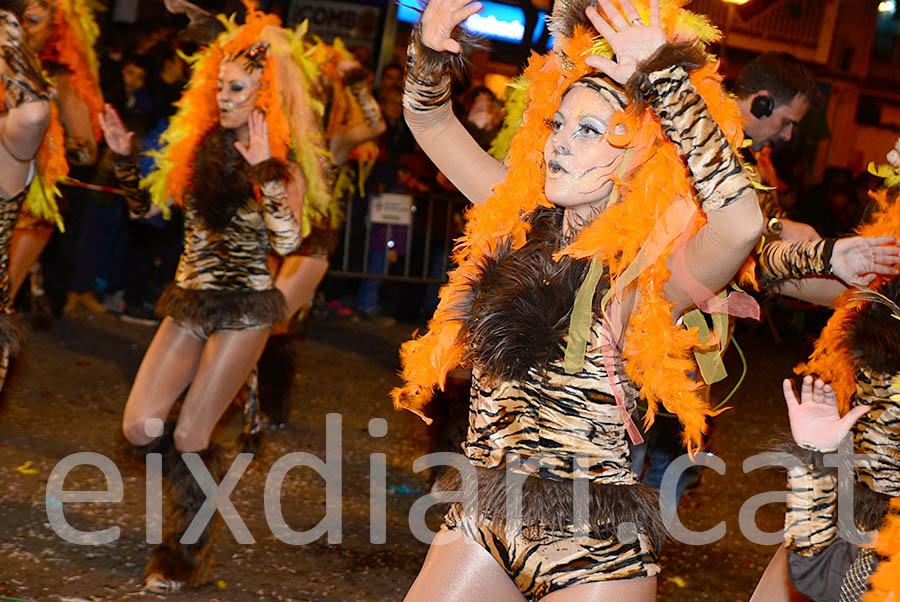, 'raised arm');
55,73,98,166
403,0,507,204
328,63,386,166
761,236,900,305
0,9,51,198
779,376,871,600
584,0,763,317
100,103,151,217
237,111,301,256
